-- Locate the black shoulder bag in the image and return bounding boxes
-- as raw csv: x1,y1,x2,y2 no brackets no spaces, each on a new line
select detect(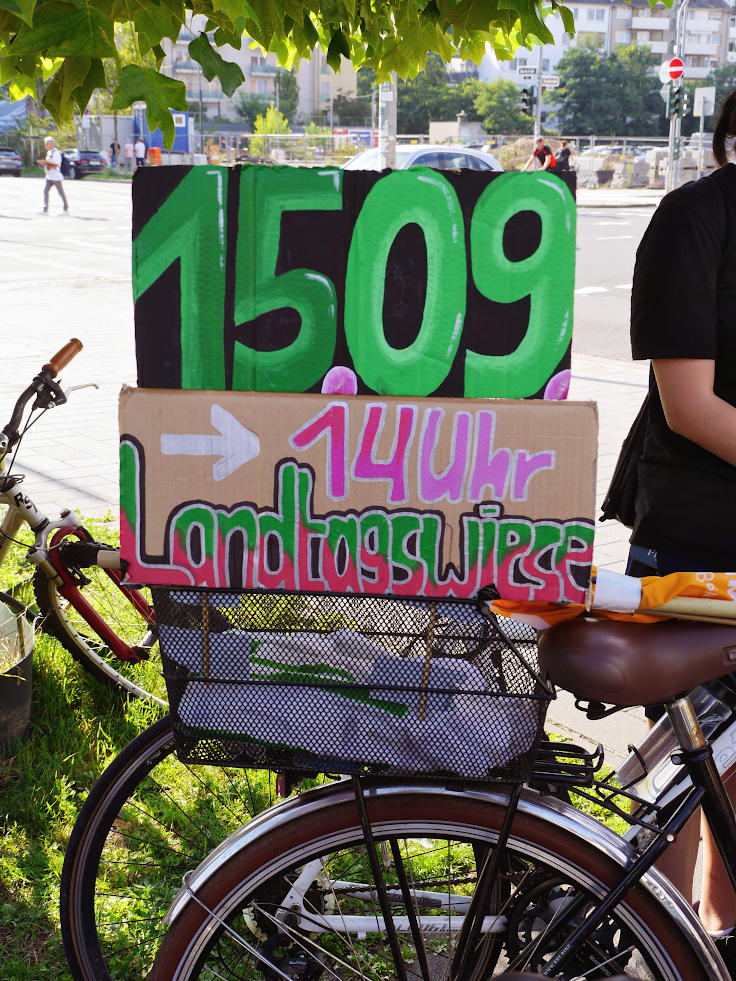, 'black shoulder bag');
599,390,650,528
600,169,729,529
